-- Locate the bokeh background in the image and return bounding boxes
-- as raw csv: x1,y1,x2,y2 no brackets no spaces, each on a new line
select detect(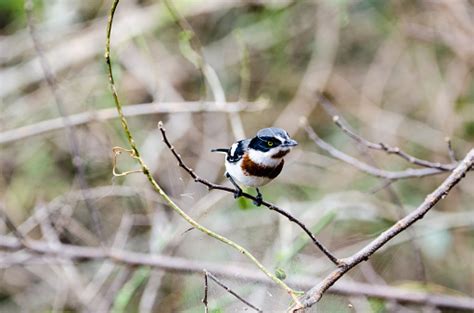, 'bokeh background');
0,0,473,312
